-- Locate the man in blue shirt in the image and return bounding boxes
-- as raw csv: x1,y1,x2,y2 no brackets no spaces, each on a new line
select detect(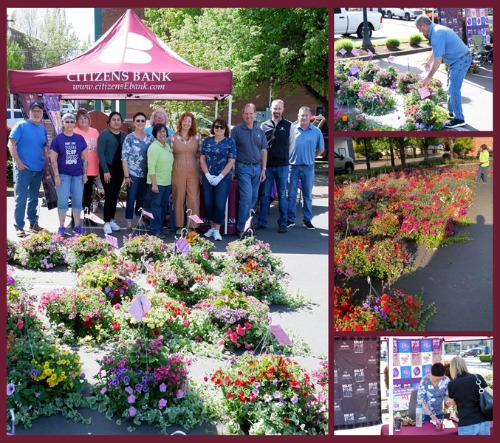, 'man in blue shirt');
416,14,472,128
257,99,291,234
231,103,268,235
8,102,48,237
287,106,324,230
